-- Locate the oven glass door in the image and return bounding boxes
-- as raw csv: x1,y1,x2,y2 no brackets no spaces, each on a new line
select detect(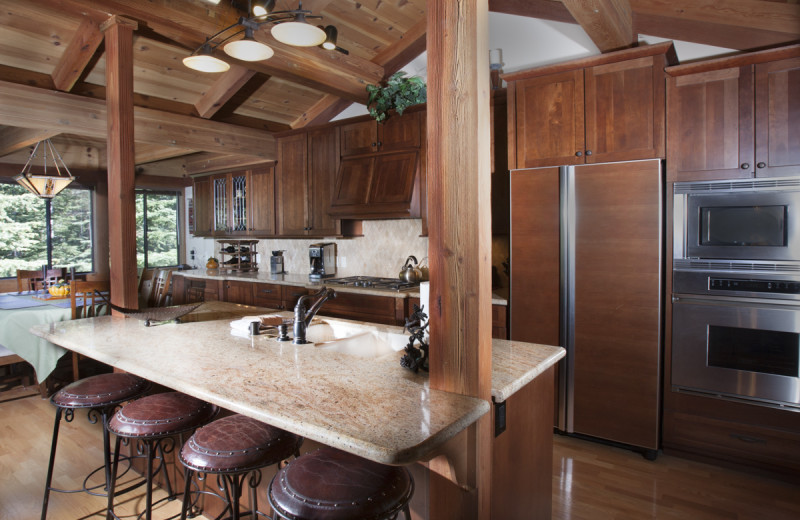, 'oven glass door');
672,298,800,408
685,191,800,261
